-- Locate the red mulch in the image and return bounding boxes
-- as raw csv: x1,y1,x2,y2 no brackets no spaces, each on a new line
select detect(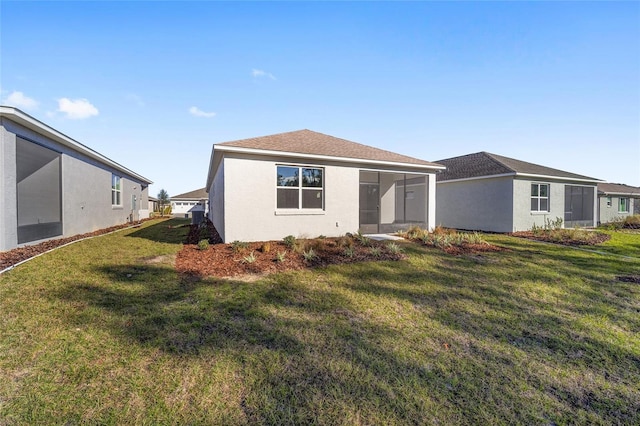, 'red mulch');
0,220,151,271
175,238,406,278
